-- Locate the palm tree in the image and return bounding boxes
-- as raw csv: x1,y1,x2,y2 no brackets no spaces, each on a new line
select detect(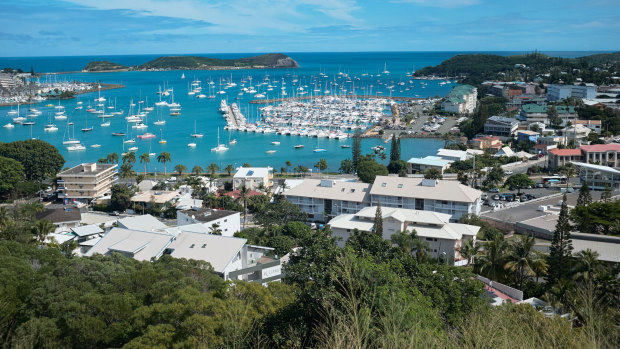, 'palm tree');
120,162,136,179
157,152,171,176
478,234,508,281
98,158,107,164
573,249,601,283
139,153,150,175
239,185,250,229
504,235,540,290
207,163,219,177
293,166,299,177
224,164,234,177
280,167,287,176
286,160,292,173
458,239,481,265
106,152,119,164
122,151,136,164
174,164,187,178
192,165,203,176
31,219,55,244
